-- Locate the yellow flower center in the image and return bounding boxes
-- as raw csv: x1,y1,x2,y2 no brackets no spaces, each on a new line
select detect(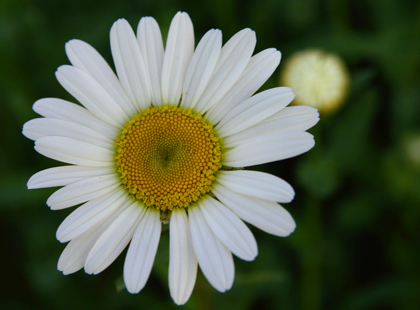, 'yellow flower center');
115,105,222,210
